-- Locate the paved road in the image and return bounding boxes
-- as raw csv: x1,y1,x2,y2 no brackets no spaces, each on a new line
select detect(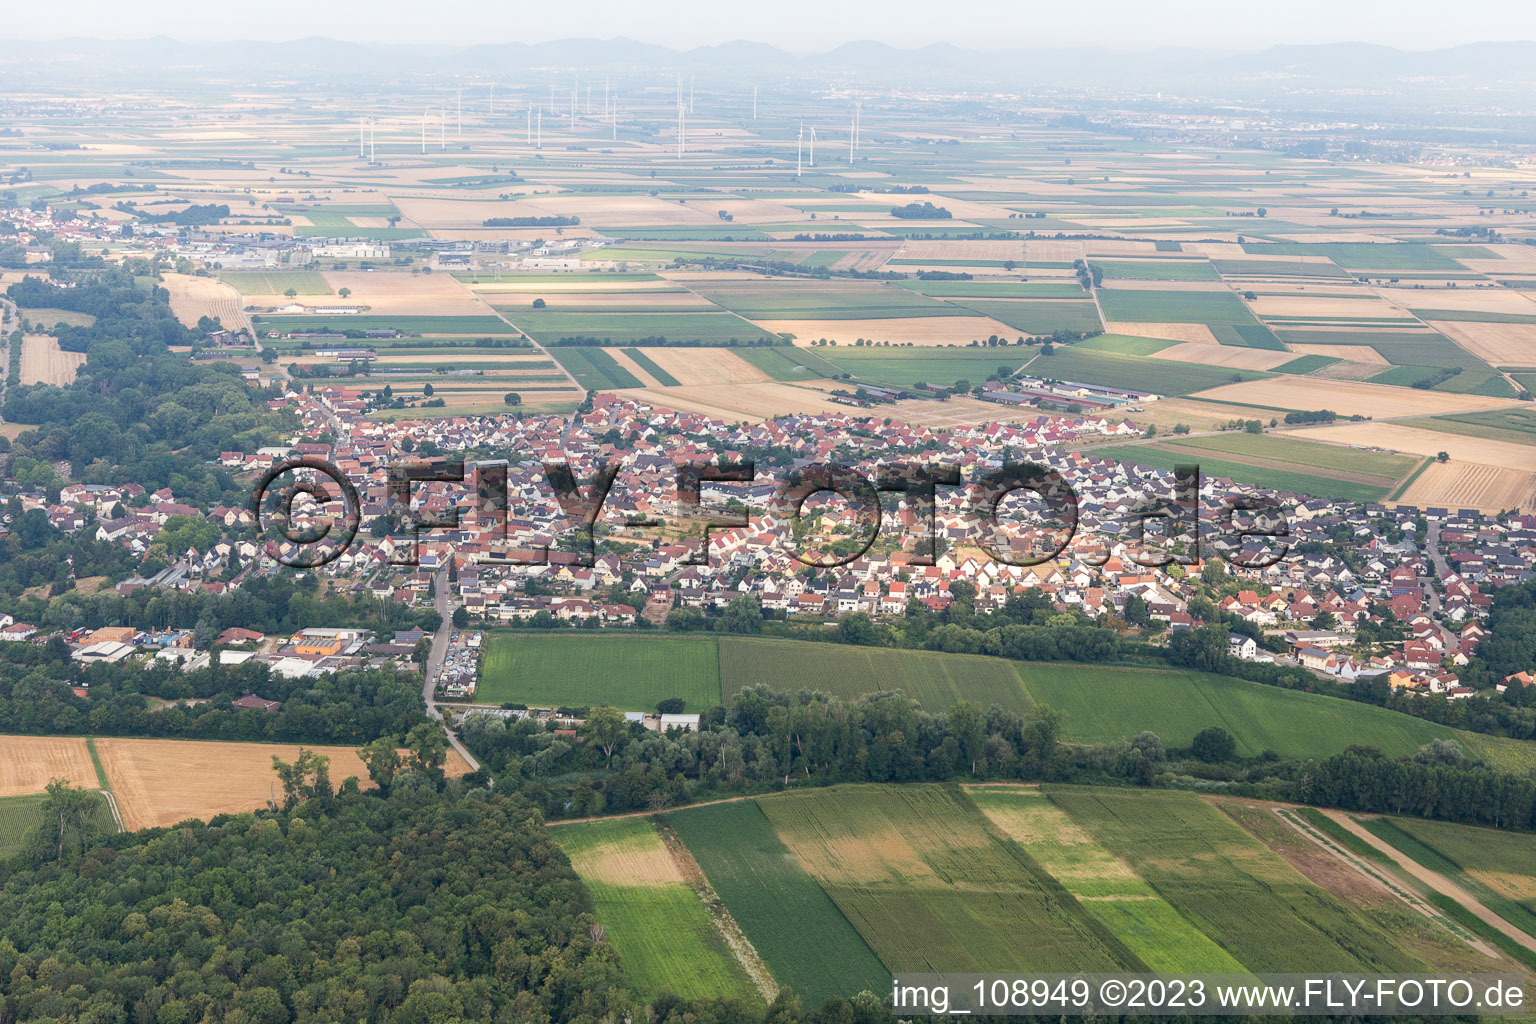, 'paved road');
422,567,482,771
